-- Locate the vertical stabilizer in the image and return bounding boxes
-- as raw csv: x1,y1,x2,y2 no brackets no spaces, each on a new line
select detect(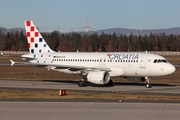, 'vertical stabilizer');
24,20,53,54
